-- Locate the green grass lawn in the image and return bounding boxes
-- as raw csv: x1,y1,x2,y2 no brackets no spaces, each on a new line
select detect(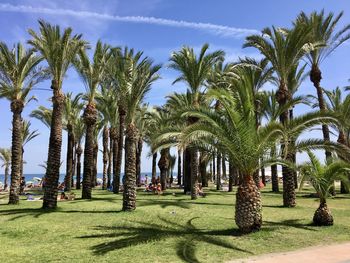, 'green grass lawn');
0,185,349,263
